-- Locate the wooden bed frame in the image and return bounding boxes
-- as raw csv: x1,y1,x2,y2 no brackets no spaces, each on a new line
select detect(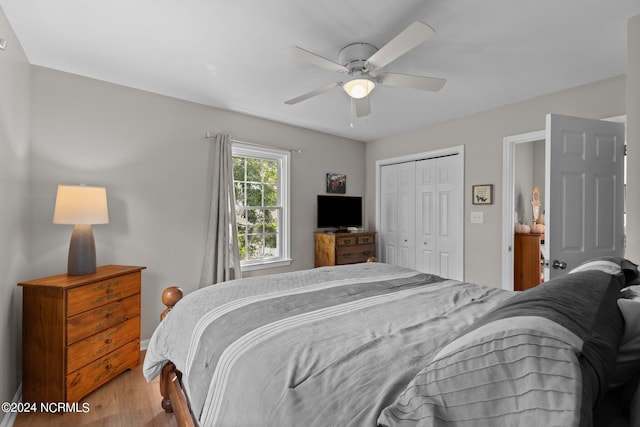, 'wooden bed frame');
158,286,197,427
157,258,378,426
